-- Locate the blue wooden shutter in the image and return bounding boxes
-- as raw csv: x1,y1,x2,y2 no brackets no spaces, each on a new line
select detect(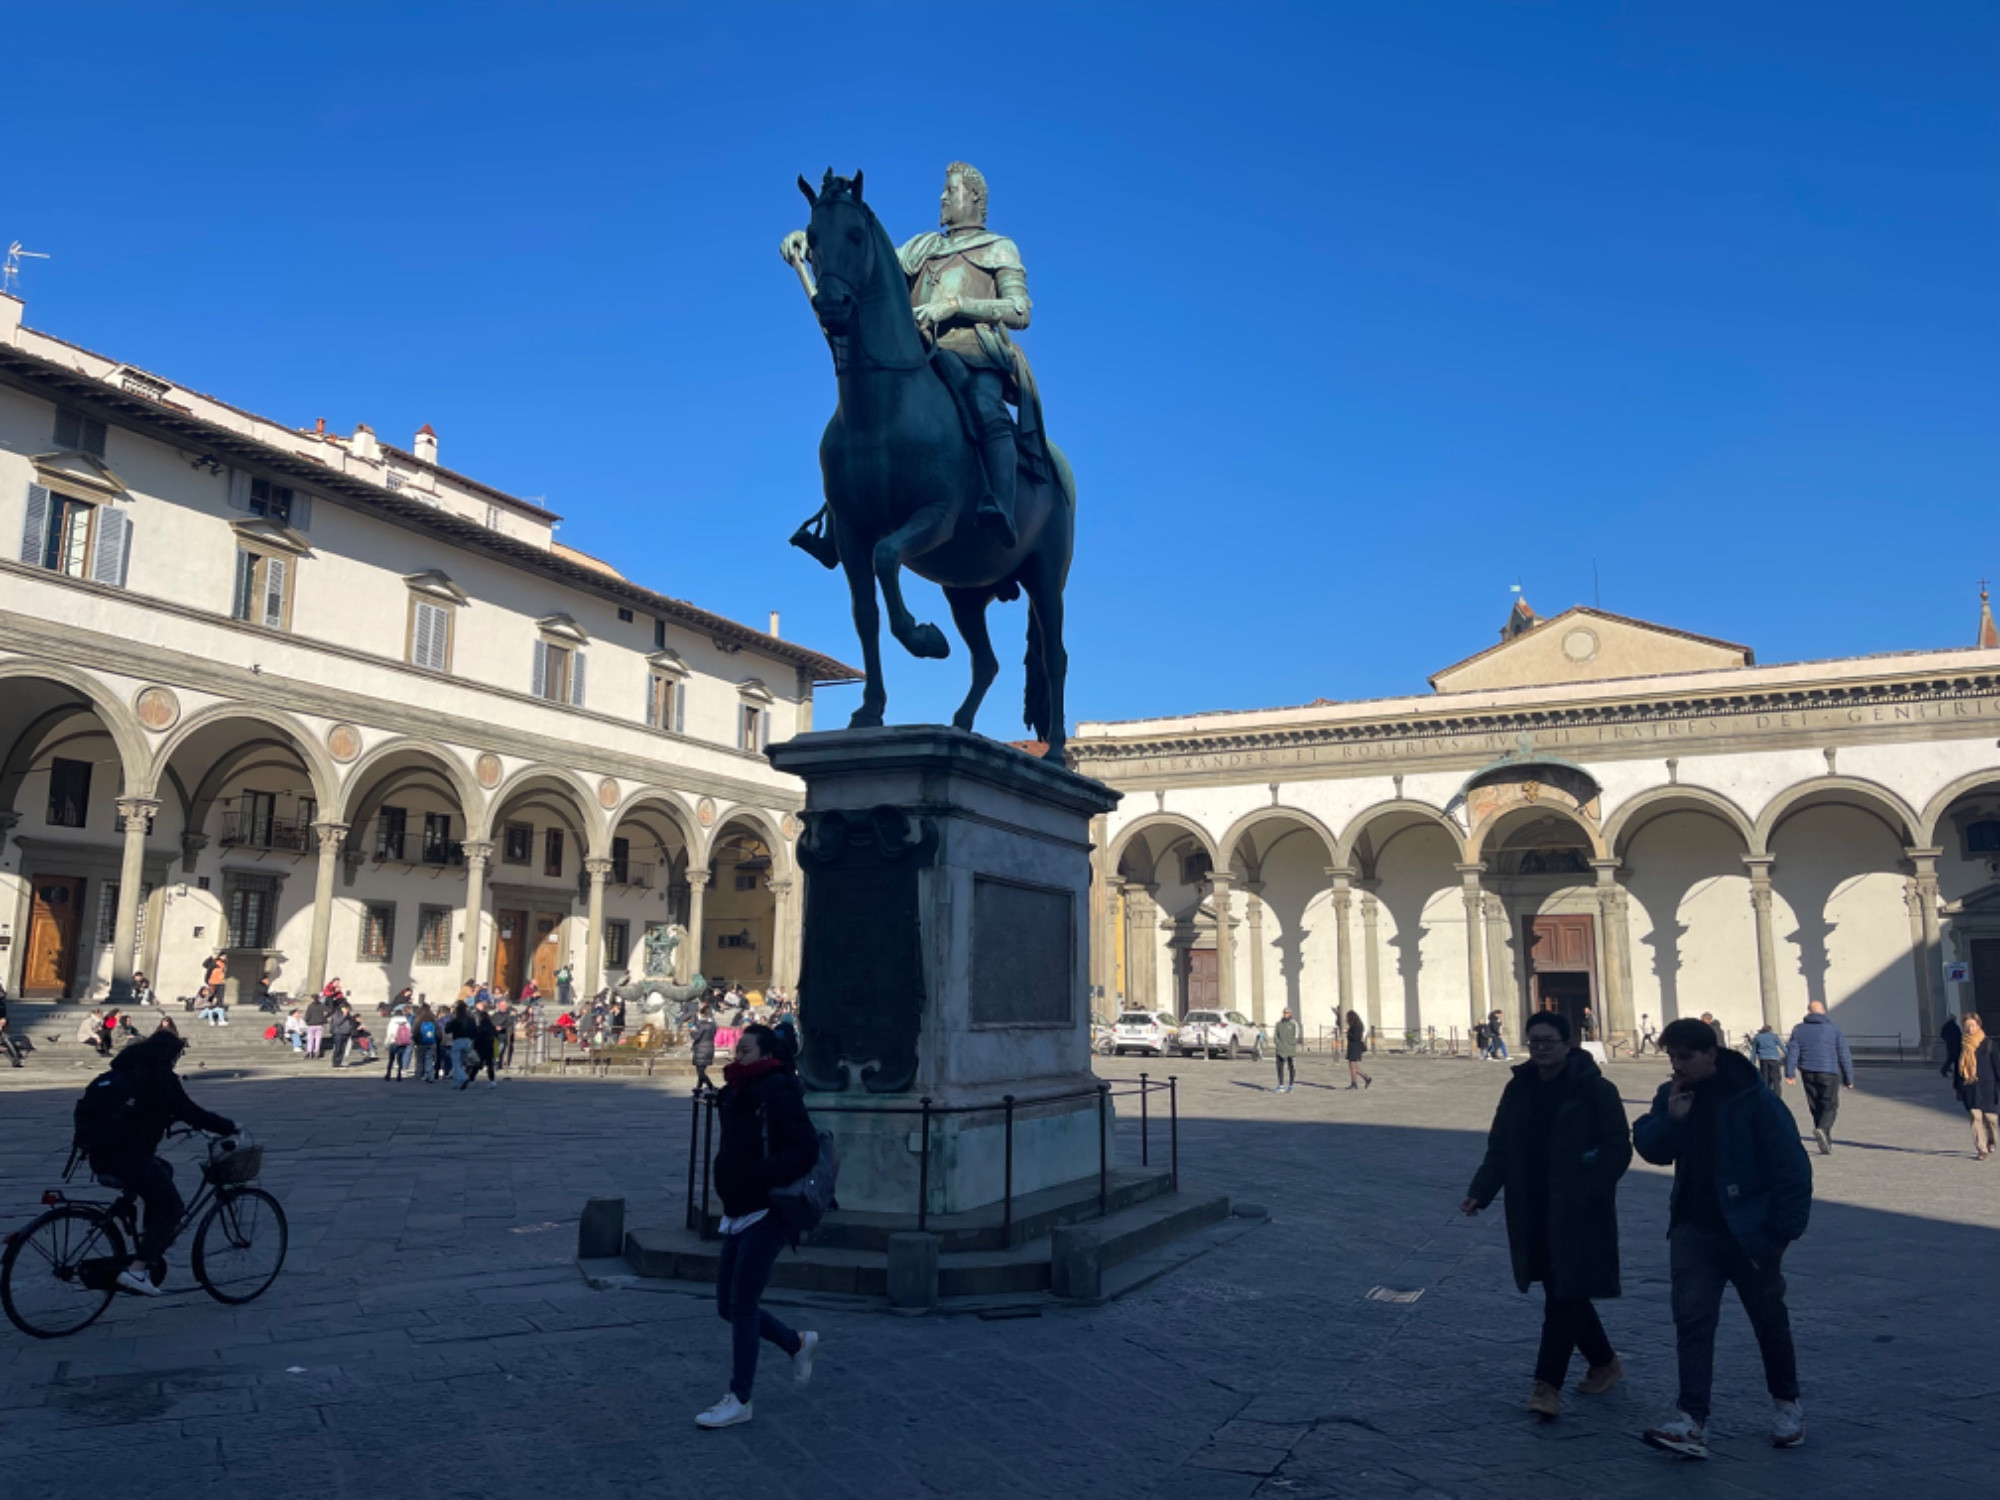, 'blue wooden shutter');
20,483,50,563
227,468,252,510
570,650,588,708
673,680,685,734
90,507,131,586
262,555,287,628
644,675,659,727
531,640,547,699
291,489,313,530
